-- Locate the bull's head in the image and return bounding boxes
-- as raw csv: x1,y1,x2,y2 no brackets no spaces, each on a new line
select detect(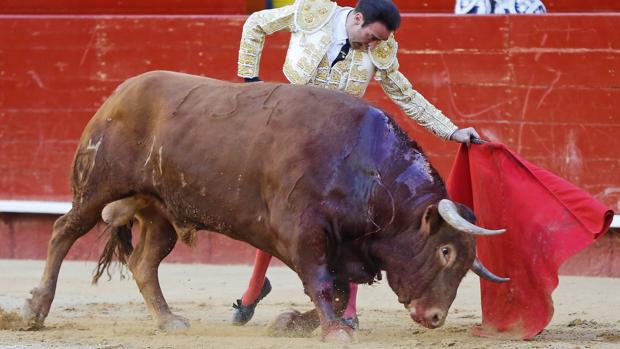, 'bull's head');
374,199,507,329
